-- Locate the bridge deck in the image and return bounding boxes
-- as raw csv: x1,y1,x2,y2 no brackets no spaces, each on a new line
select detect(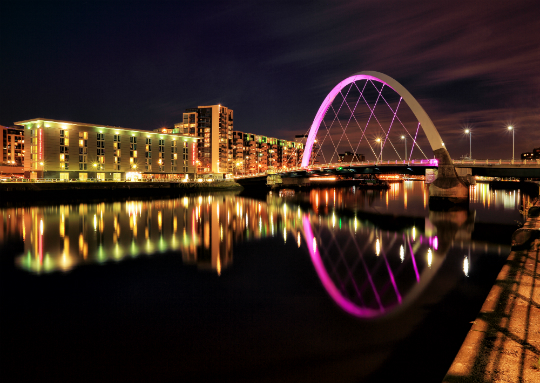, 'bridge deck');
234,159,540,180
